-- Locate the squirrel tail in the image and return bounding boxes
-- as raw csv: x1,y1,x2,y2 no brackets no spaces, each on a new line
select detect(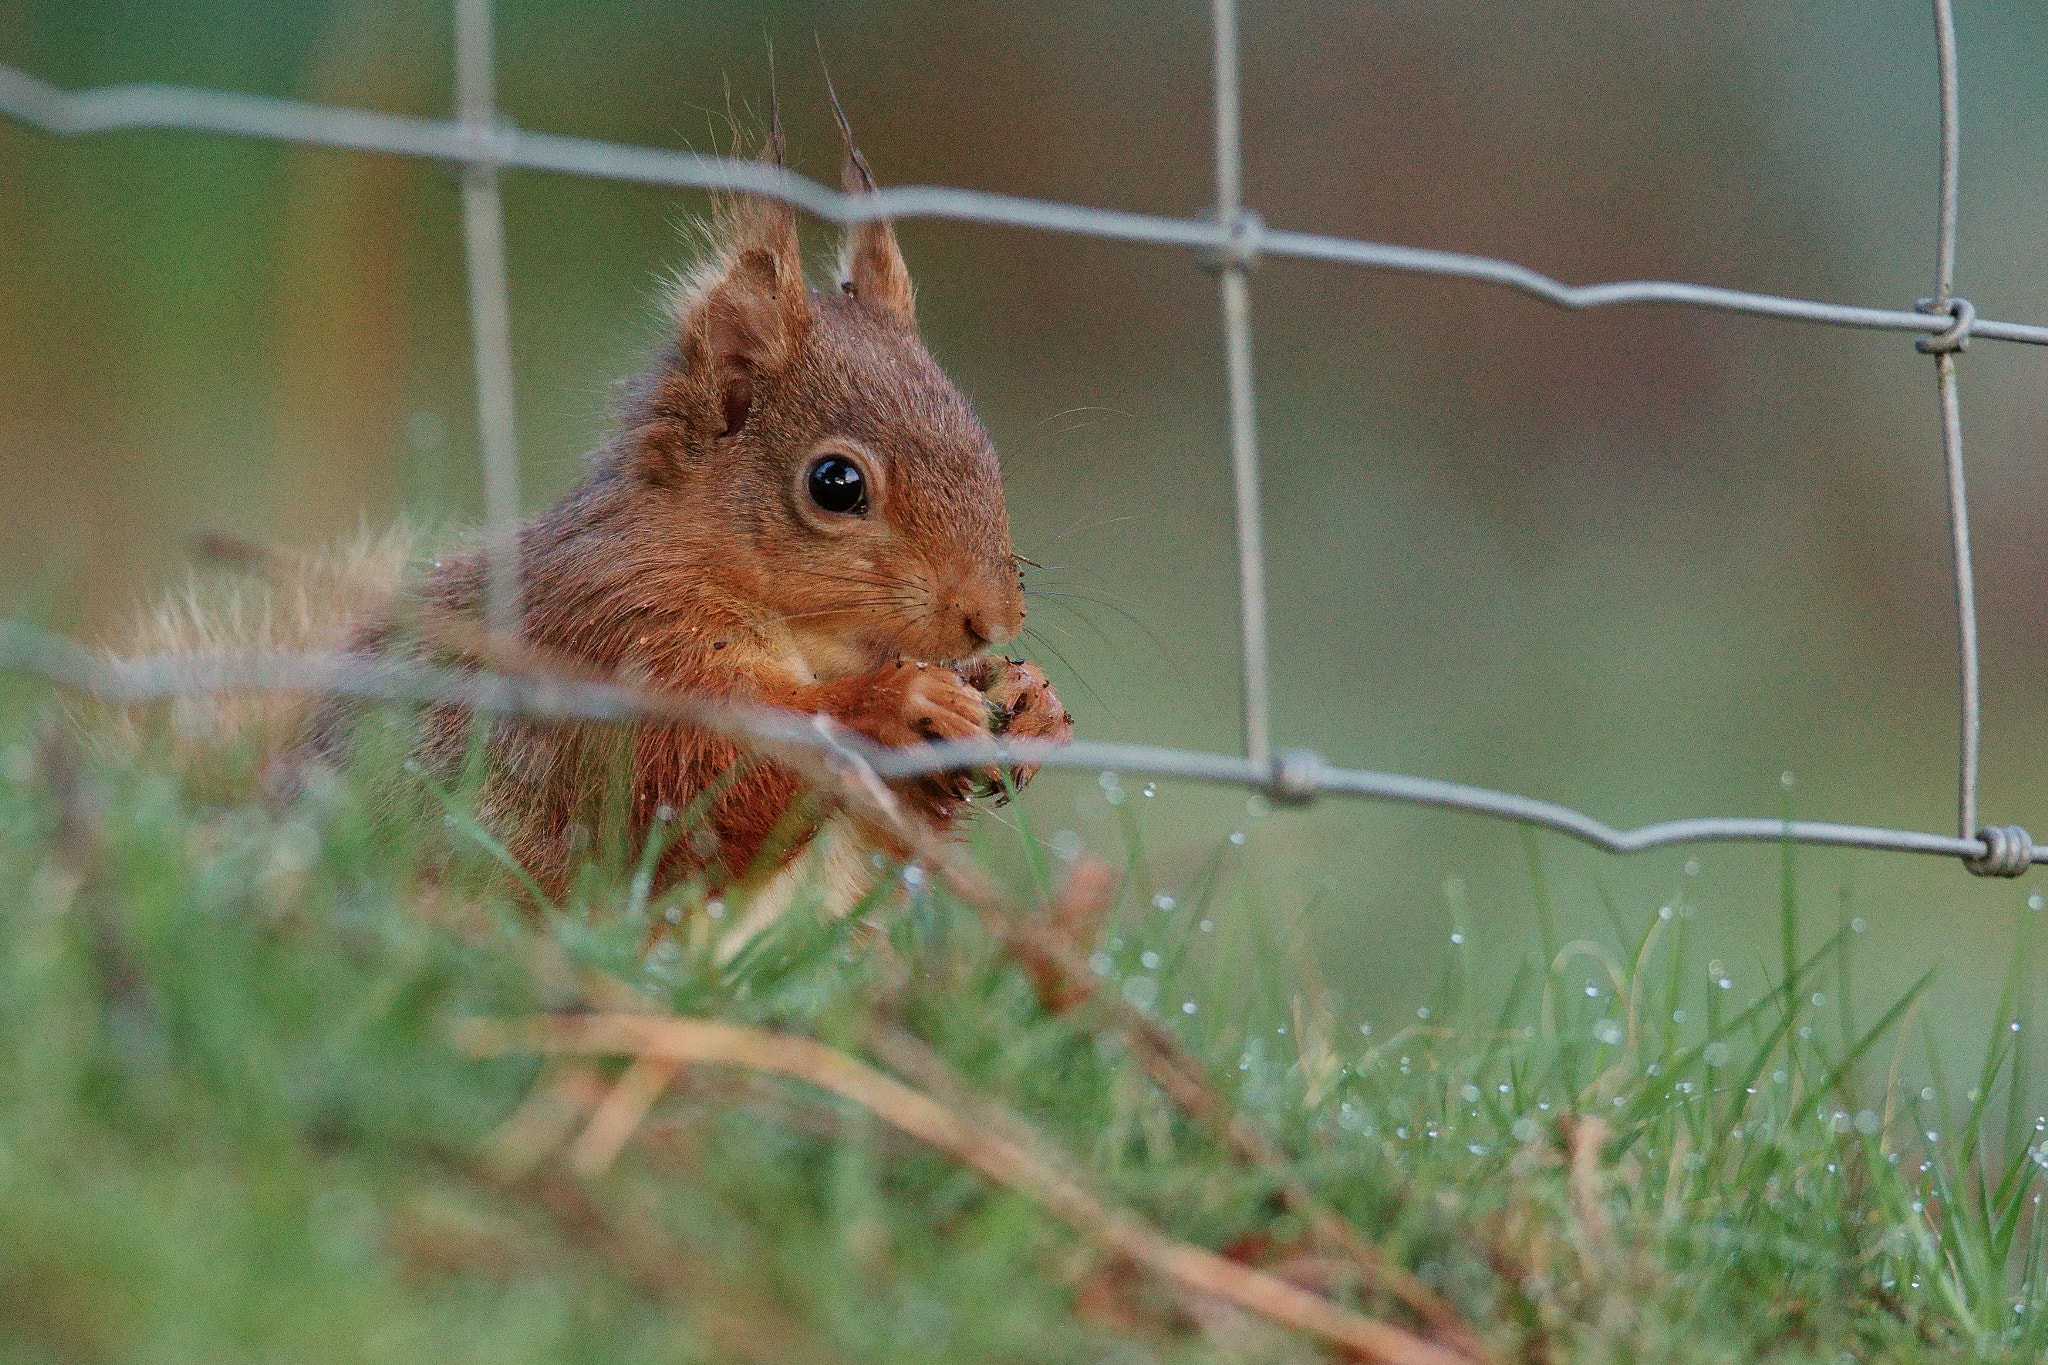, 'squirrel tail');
93,523,421,795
